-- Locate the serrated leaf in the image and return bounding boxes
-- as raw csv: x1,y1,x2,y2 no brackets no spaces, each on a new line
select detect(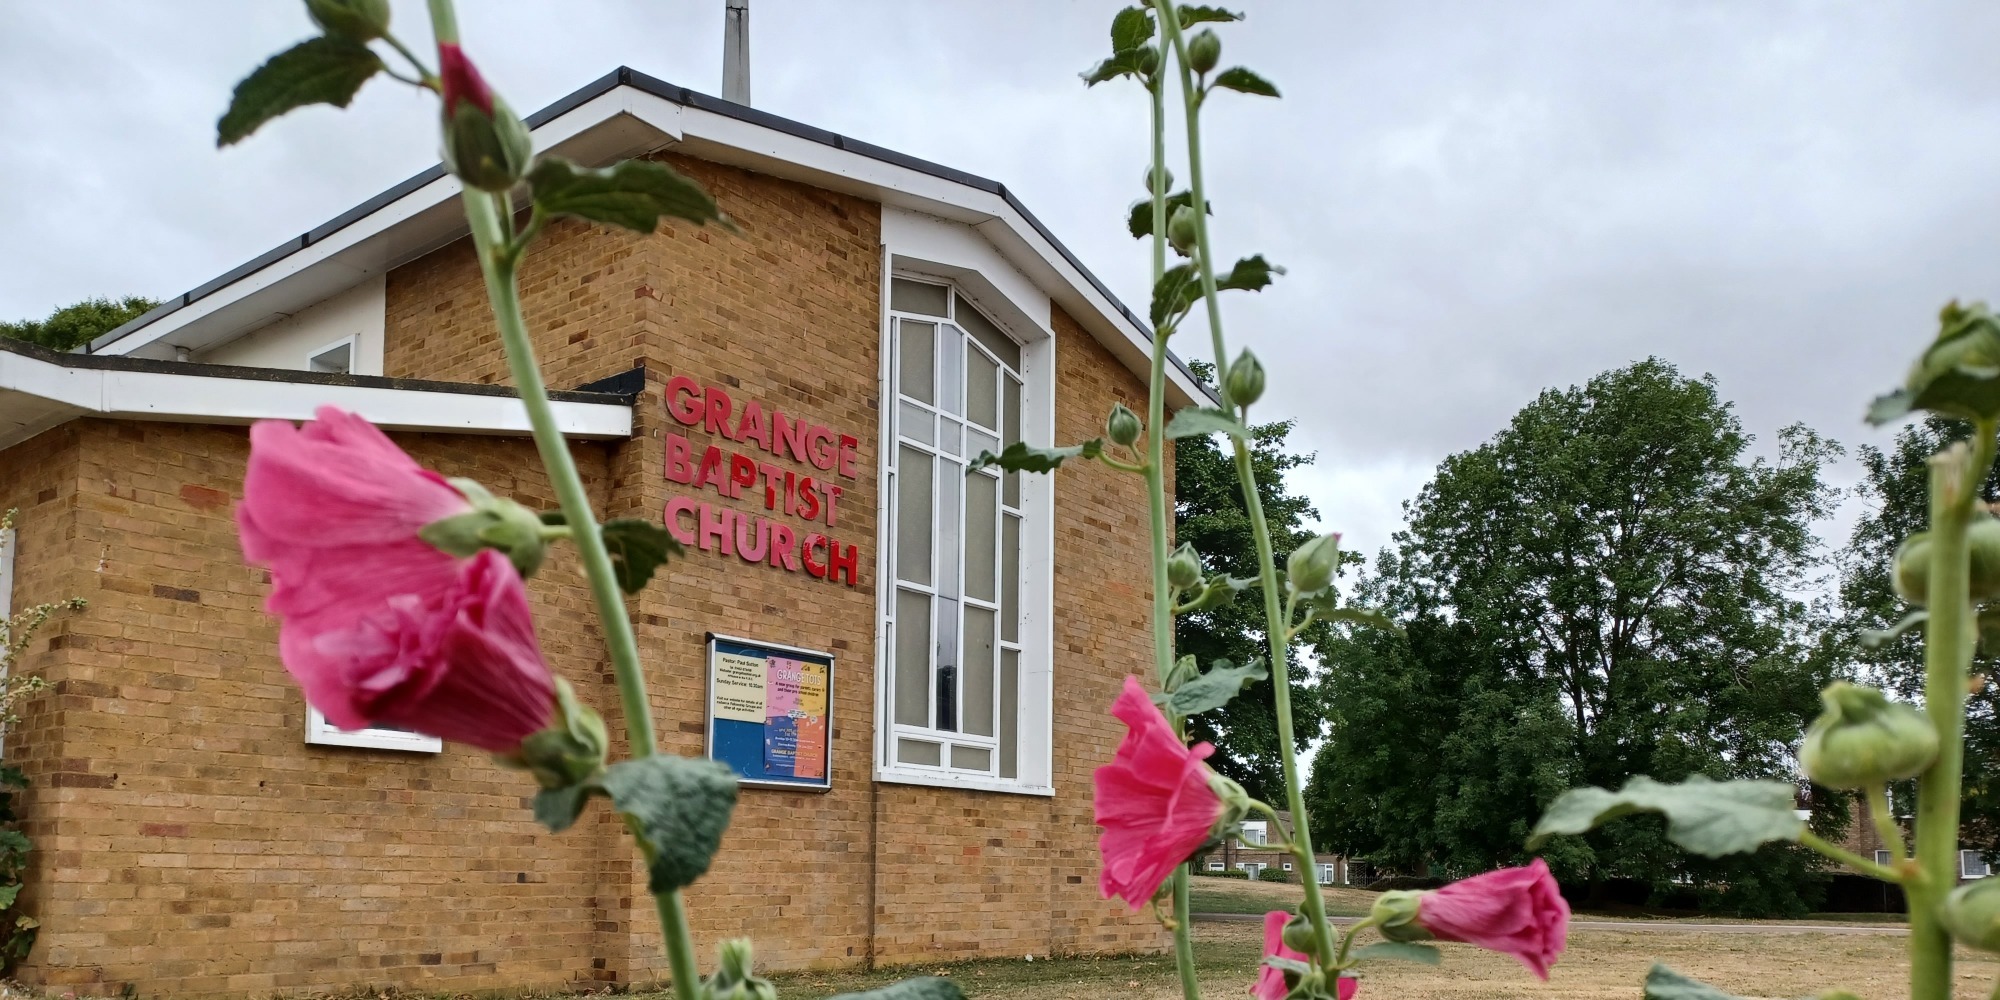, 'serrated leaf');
1082,50,1145,87
1260,956,1313,976
1527,775,1804,857
828,978,966,1000
1181,574,1253,614
533,784,593,834
1350,941,1441,965
1210,66,1280,98
601,755,739,893
600,518,683,594
1128,191,1207,240
1152,264,1201,326
217,36,383,146
1866,389,1915,426
1217,254,1284,293
1319,605,1404,636
1165,406,1249,440
0,884,20,911
969,439,1104,474
1168,658,1267,716
1164,654,1201,692
529,156,728,234
1111,6,1155,51
1178,4,1244,27
1861,609,1927,649
1642,965,1747,1000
